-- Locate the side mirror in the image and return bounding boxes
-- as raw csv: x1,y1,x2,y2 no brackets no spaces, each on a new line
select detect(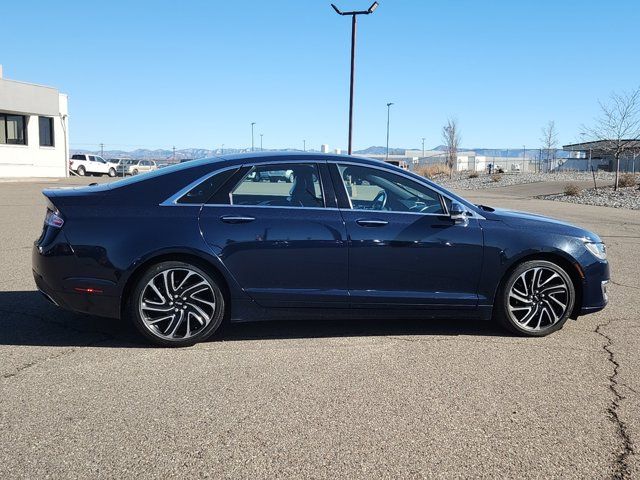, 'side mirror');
450,201,469,226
